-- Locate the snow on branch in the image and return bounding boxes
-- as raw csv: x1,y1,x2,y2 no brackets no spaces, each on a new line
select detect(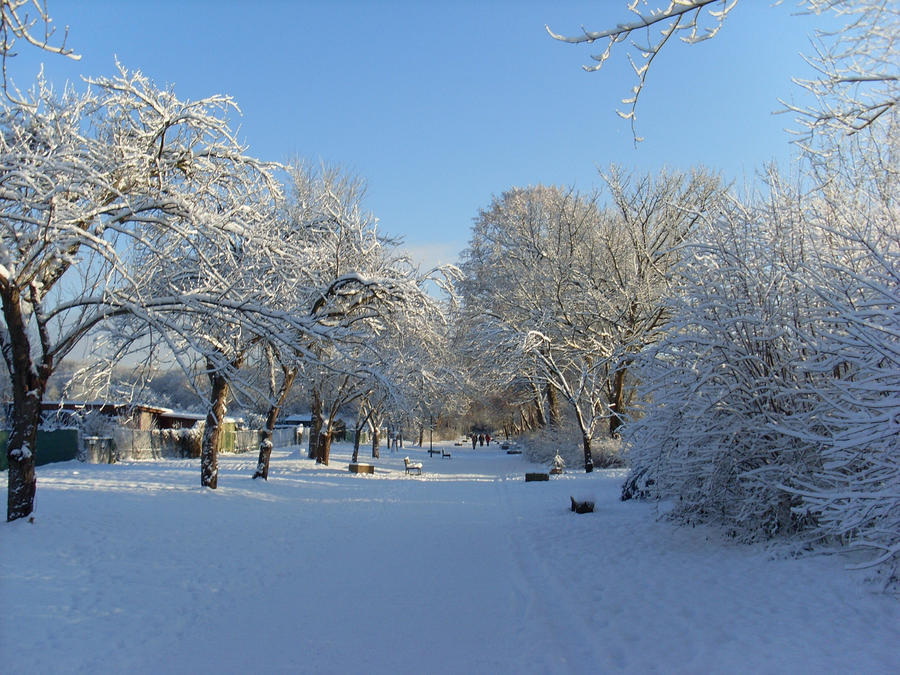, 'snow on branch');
548,1,898,149
0,1,79,105
546,0,735,141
